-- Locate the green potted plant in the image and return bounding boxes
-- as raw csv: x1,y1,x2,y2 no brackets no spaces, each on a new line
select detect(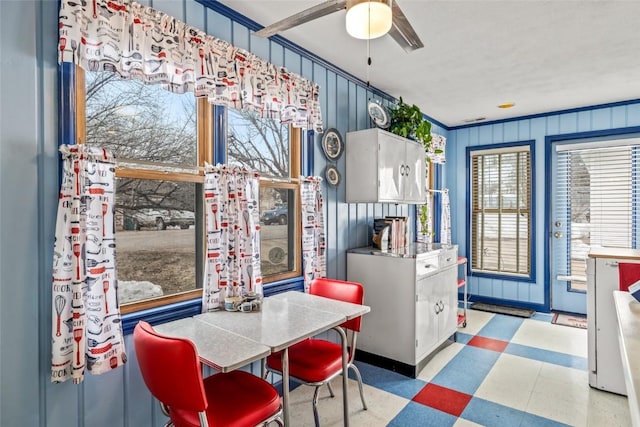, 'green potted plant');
389,97,433,239
388,97,433,152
